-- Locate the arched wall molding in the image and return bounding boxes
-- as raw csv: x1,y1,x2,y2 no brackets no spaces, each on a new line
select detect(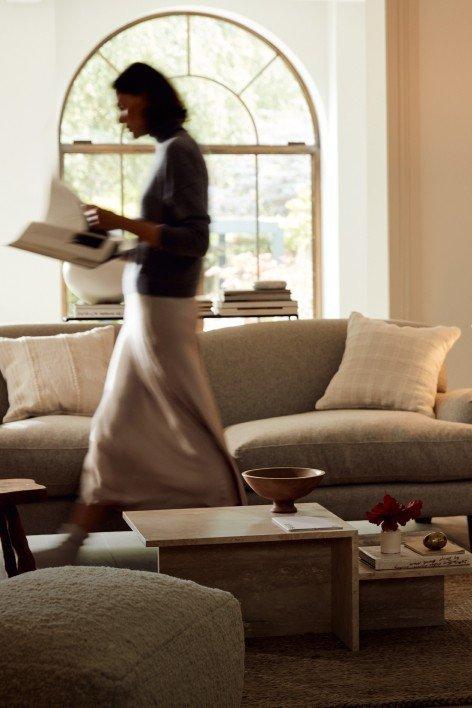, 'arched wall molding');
59,7,322,146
